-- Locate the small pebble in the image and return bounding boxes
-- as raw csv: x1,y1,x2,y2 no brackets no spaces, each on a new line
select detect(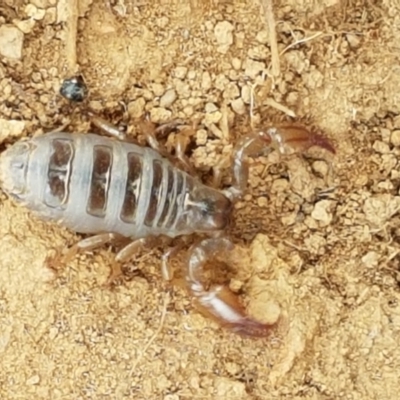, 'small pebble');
196,129,208,145
0,119,26,143
231,98,245,115
43,7,57,24
346,33,361,49
183,105,194,117
361,251,379,268
257,197,268,207
205,102,218,113
174,66,188,79
390,130,400,146
201,71,212,90
222,82,240,101
372,140,390,154
187,70,196,80
159,89,177,108
241,85,251,104
0,25,24,59
244,59,265,79
151,83,164,97
311,200,333,227
30,0,54,7
13,19,36,34
214,21,234,54
128,98,146,119
204,111,222,125
150,107,172,124
26,375,40,385
25,4,46,20
312,160,329,177
231,57,241,70
256,30,269,44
